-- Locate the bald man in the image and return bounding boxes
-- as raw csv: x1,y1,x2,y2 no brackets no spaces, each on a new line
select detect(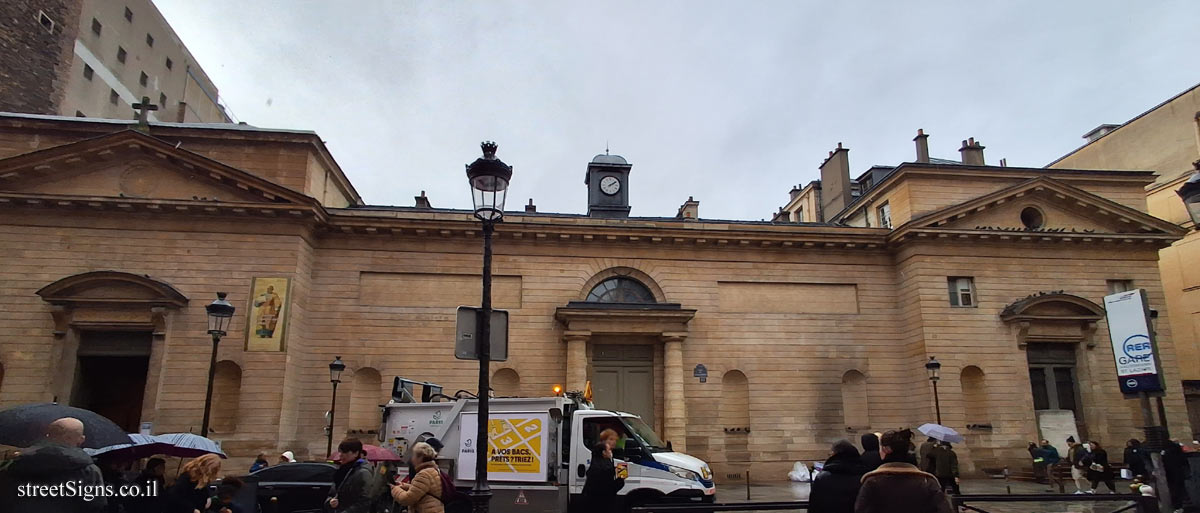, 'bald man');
46,417,87,447
3,416,107,512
